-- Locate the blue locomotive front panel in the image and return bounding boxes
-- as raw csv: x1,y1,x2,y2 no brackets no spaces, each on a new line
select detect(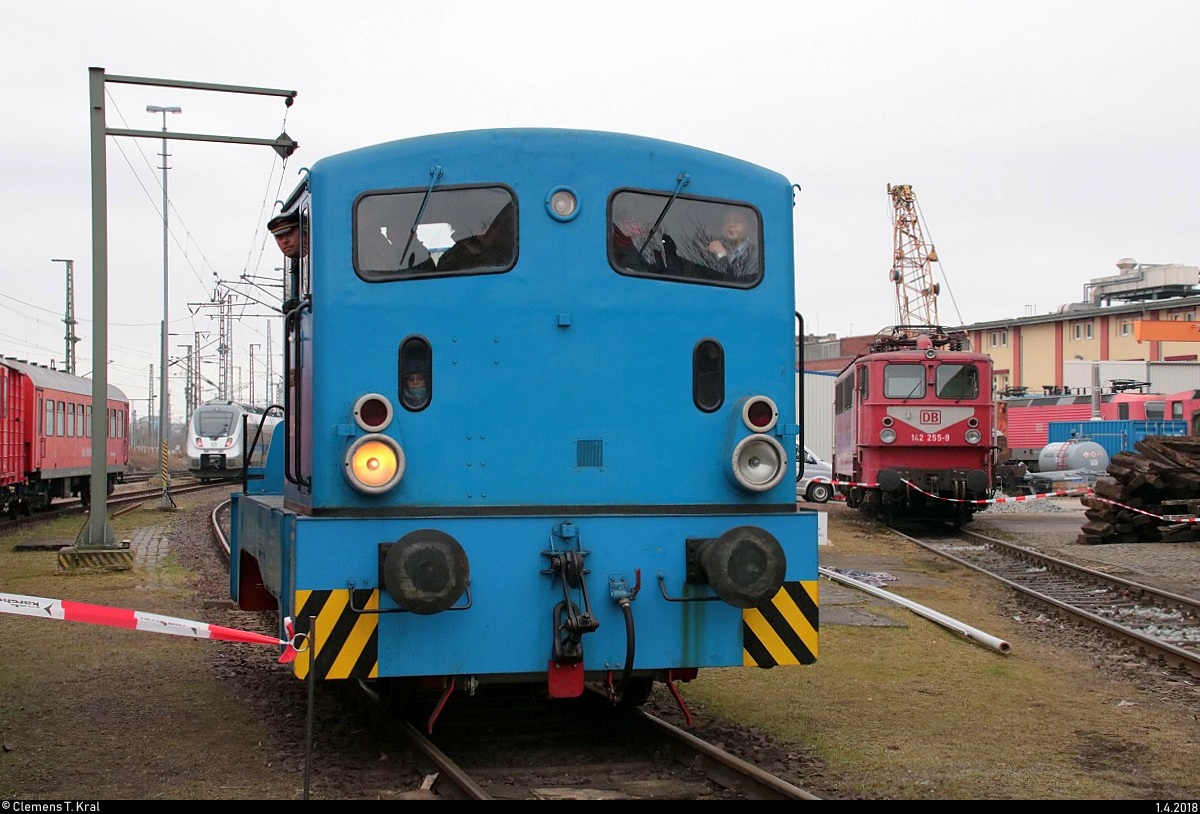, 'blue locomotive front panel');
233,128,820,694
232,494,818,680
